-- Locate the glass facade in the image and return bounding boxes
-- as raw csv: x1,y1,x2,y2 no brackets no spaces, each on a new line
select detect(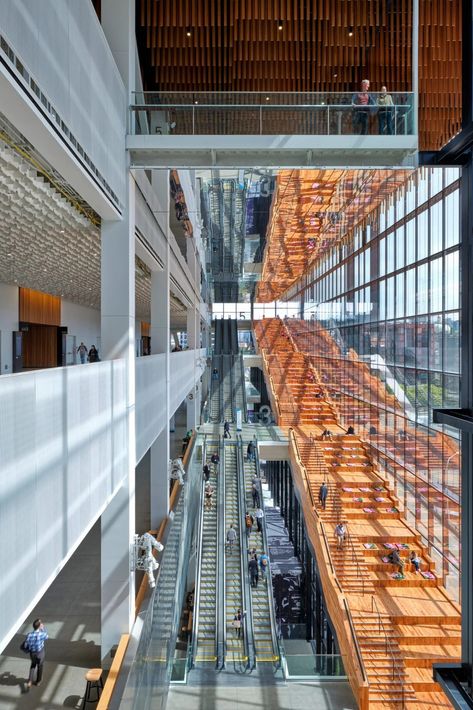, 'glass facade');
281,167,461,600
